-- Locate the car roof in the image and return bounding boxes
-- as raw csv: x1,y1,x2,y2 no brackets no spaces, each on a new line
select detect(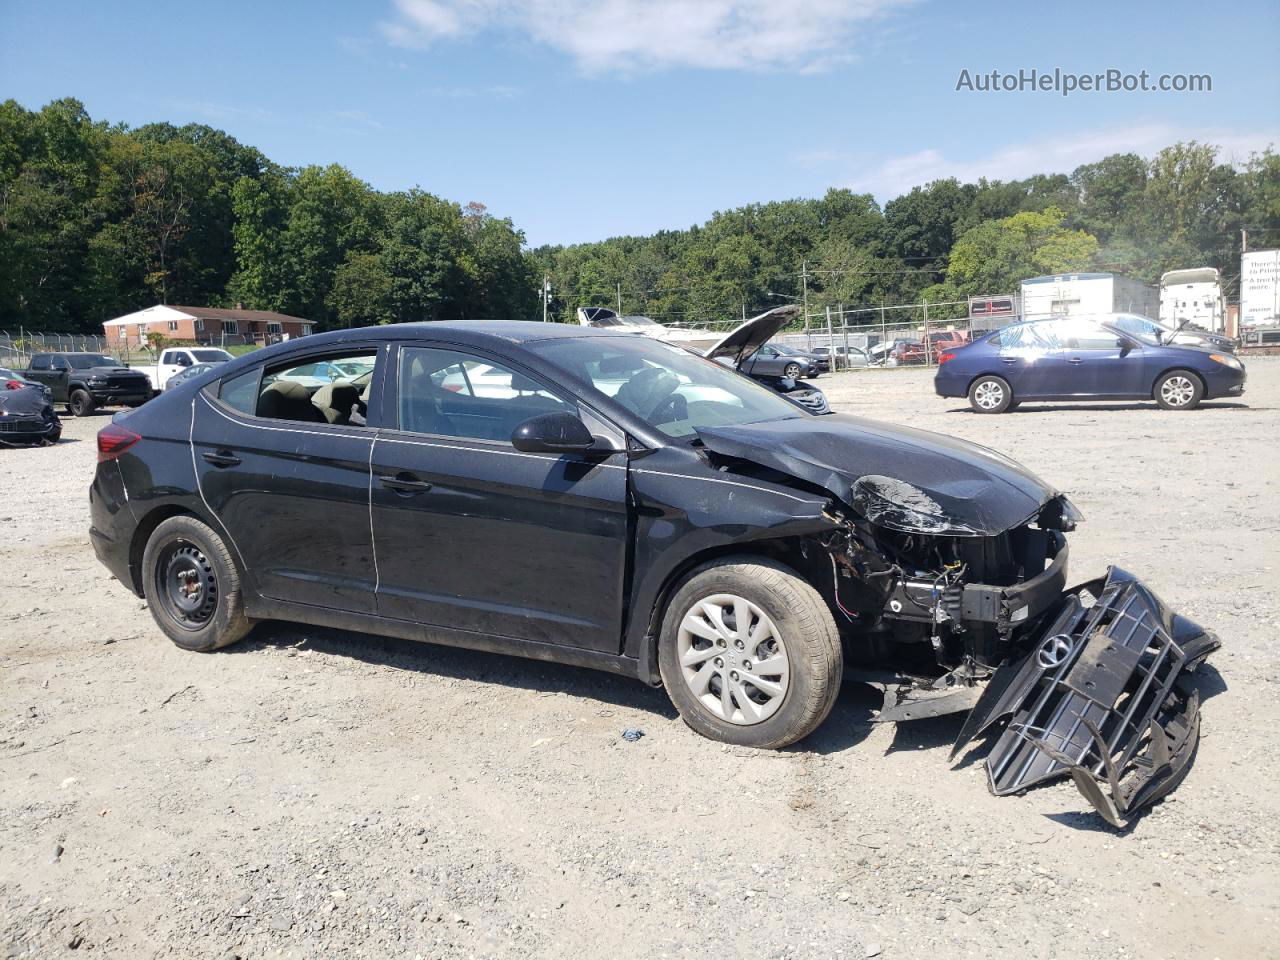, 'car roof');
296,320,626,351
